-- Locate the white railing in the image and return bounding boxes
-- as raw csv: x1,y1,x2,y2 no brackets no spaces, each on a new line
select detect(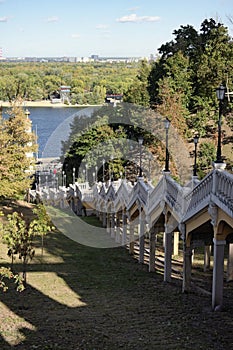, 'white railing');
35,168,233,228
147,177,163,211
164,176,185,218
183,171,213,220
213,170,233,217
